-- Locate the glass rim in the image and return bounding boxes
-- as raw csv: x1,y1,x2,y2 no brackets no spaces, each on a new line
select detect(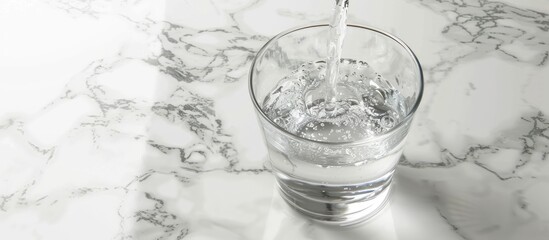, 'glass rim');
249,23,424,146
